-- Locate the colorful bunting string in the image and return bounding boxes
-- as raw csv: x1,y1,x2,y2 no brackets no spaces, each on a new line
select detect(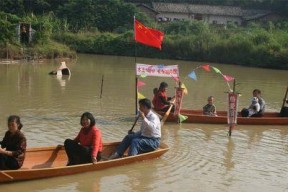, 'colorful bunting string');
187,64,234,91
